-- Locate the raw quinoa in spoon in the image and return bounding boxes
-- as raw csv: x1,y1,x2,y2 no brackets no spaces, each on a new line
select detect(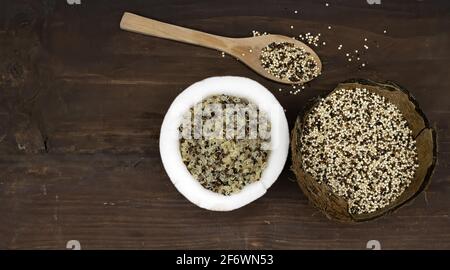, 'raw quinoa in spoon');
120,12,322,84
